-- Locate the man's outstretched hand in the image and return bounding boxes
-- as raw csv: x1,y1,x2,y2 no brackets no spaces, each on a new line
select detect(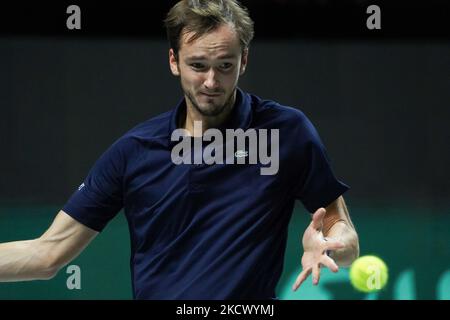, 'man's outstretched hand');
292,207,345,291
